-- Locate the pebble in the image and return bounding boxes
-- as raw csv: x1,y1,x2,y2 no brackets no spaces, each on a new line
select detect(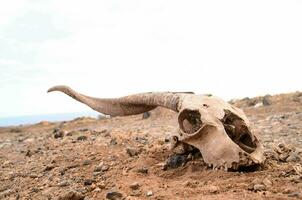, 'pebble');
77,135,88,141
262,96,272,106
126,147,140,157
142,112,151,119
253,184,266,191
146,191,153,196
110,138,118,145
288,192,301,198
262,178,272,188
93,172,102,177
106,191,123,200
93,162,109,173
286,152,301,162
183,180,199,188
29,173,38,178
129,182,140,190
0,189,13,198
136,166,148,174
54,129,66,139
44,164,55,171
264,149,279,160
58,190,85,200
94,166,102,172
134,136,148,145
165,154,187,169
101,165,109,172
3,161,10,166
282,187,296,194
251,178,262,185
58,180,70,187
84,179,94,186
208,185,219,193
66,131,76,136
83,160,92,166
31,187,39,193
93,187,101,193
